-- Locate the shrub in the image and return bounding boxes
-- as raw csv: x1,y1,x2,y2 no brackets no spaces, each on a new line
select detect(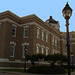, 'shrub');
27,65,66,74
